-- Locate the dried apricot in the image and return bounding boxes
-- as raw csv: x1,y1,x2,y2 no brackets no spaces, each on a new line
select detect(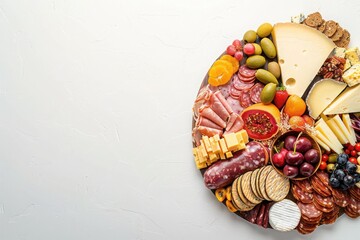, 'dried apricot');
226,200,238,212
283,95,306,117
208,60,233,86
220,55,239,73
215,188,226,202
225,186,232,201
